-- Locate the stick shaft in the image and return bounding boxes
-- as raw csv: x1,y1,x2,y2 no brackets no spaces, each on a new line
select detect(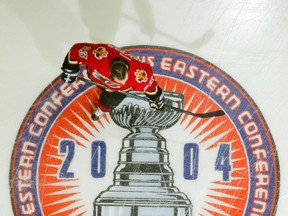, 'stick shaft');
77,77,225,118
